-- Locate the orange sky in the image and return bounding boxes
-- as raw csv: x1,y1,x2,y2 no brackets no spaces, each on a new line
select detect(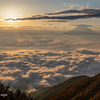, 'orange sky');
0,0,100,32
